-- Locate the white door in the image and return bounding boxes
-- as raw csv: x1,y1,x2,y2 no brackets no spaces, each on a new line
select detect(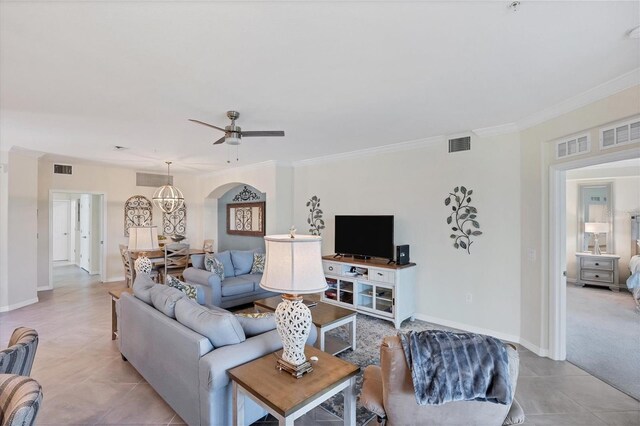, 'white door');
79,194,91,272
52,201,70,261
